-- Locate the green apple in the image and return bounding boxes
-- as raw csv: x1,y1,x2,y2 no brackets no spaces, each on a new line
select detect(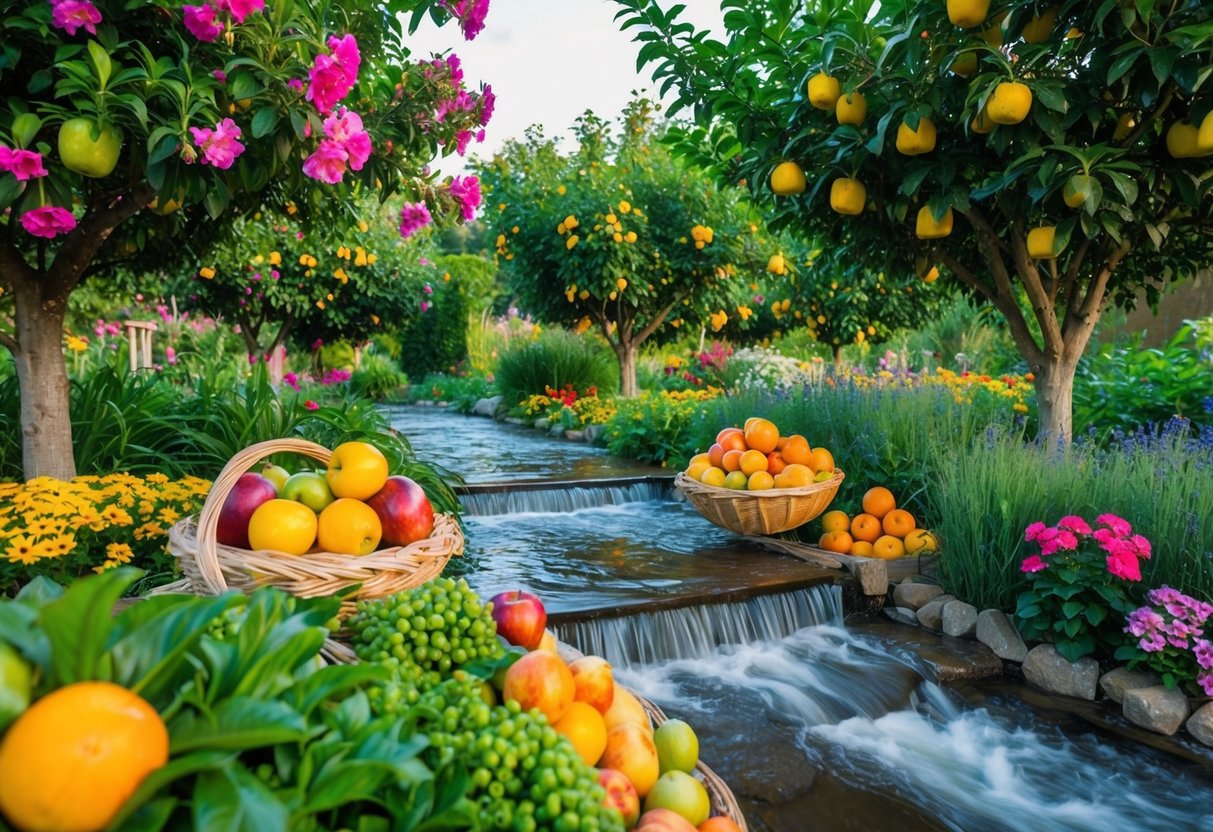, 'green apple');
642,771,710,827
260,463,290,493
58,118,123,178
722,471,748,490
653,719,699,774
281,471,335,513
